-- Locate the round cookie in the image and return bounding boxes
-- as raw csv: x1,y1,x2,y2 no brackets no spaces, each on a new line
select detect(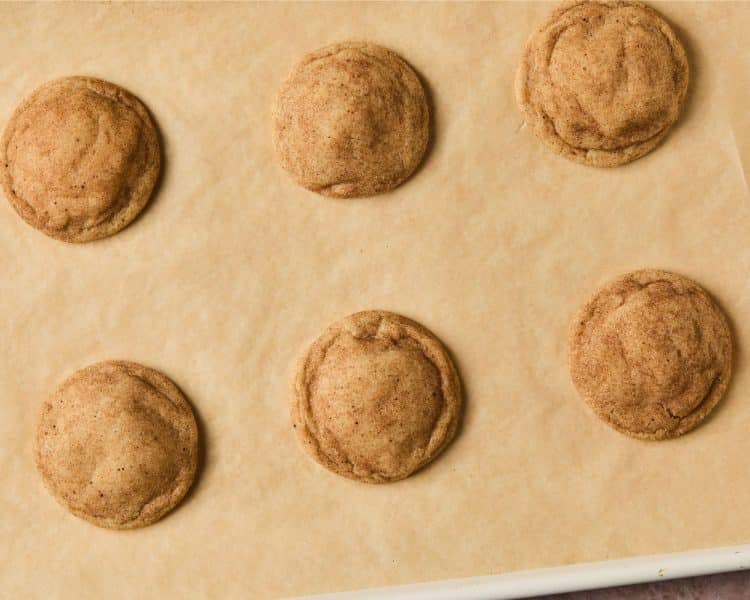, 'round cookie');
516,0,689,167
272,41,429,198
34,361,198,529
292,311,462,483
1,76,161,242
569,270,732,440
